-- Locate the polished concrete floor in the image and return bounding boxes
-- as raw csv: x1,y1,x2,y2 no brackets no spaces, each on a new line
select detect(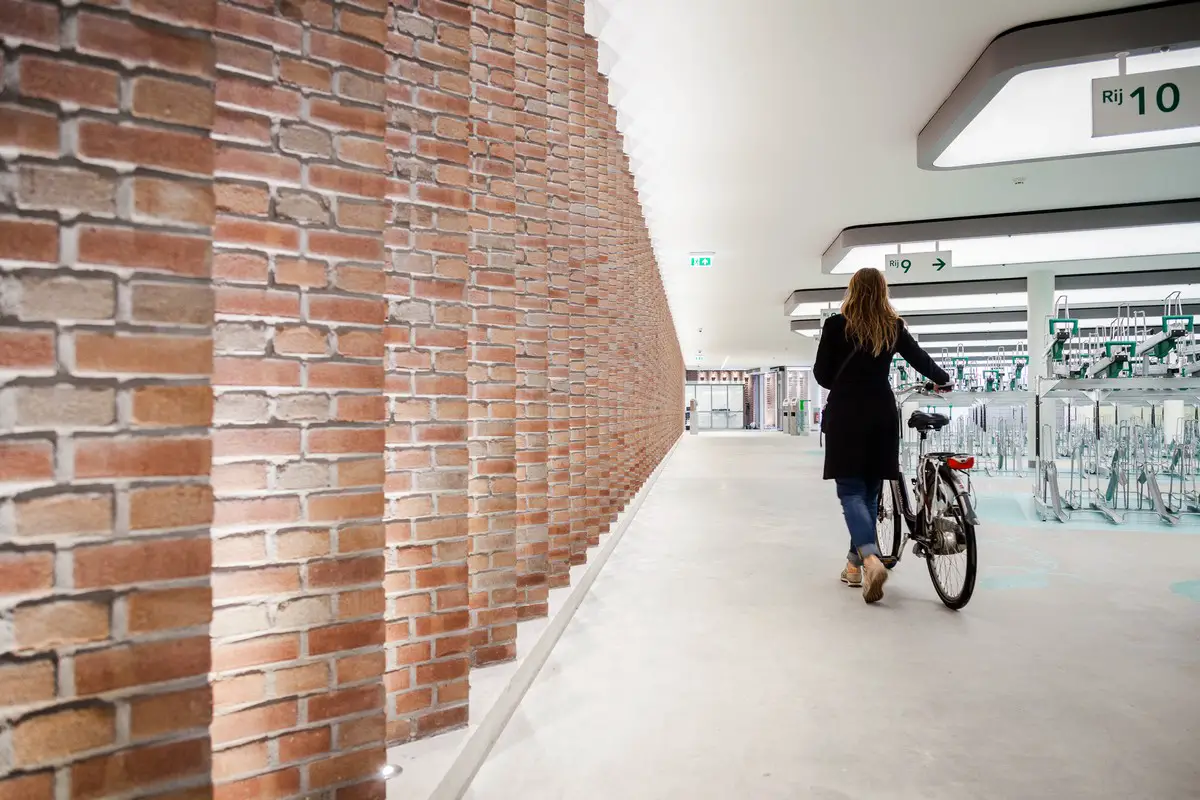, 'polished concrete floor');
464,432,1200,800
